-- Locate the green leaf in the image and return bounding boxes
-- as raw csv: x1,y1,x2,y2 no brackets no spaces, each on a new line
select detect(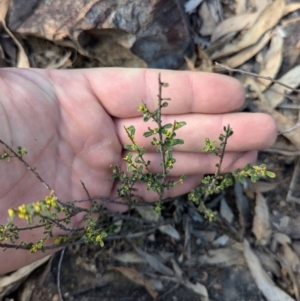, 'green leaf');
266,171,276,178
170,139,184,146
126,125,135,136
180,174,186,181
124,144,133,150
175,121,186,129
134,156,142,163
167,151,173,160
163,123,173,129
139,147,146,156
143,131,153,137
162,102,169,107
